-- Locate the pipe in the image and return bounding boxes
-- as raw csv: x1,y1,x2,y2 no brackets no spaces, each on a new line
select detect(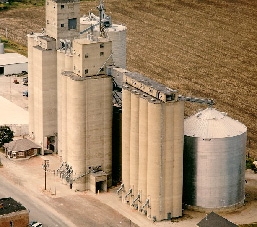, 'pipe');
131,194,140,207
124,188,132,199
116,183,124,194
140,199,149,212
